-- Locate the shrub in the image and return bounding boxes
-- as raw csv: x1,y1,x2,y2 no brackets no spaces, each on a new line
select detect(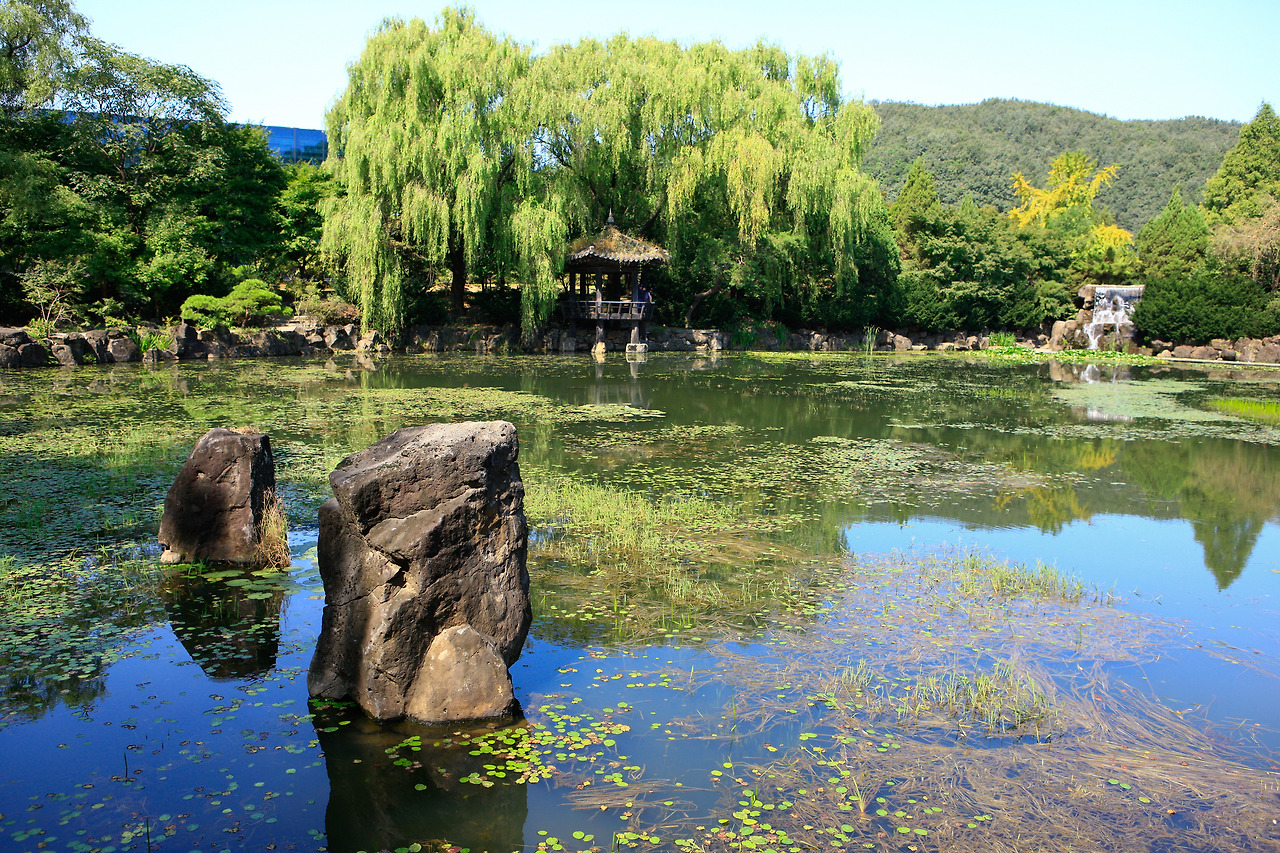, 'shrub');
1133,269,1280,343
179,294,230,328
295,286,361,325
180,279,291,329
